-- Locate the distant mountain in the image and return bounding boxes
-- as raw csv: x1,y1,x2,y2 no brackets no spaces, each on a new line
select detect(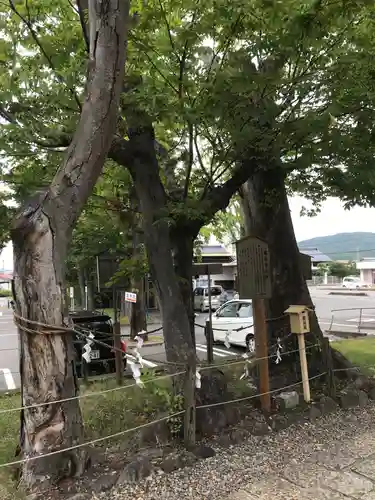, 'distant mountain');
298,232,375,261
